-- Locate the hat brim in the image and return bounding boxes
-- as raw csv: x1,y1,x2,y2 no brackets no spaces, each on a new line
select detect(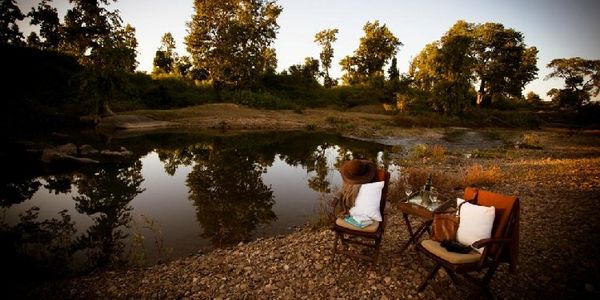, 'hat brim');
340,160,376,184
